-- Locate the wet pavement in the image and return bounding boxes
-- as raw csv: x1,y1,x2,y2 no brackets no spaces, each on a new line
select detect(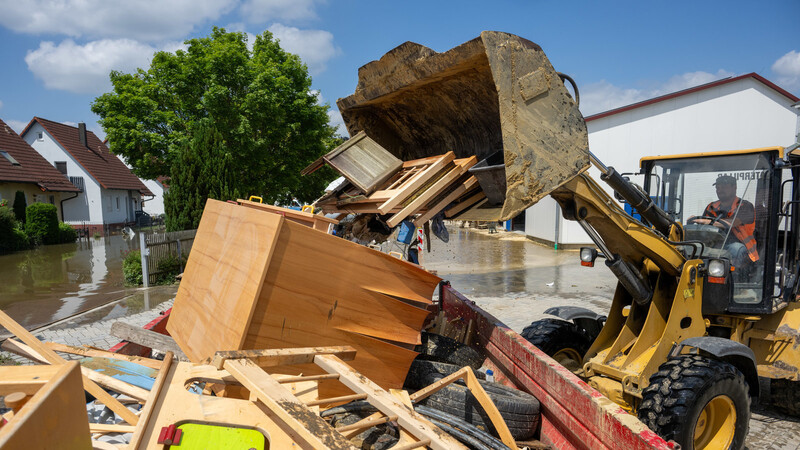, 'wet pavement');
0,235,142,335
424,225,800,449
